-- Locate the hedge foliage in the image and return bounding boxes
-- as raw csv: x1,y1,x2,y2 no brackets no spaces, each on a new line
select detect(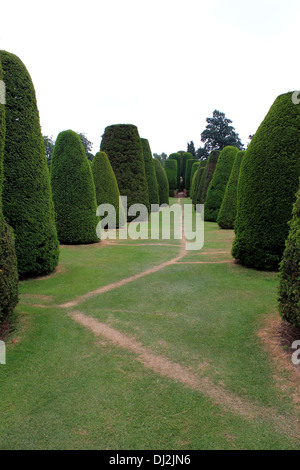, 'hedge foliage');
51,130,99,244
164,159,178,191
217,151,245,229
182,152,193,183
141,138,159,210
168,152,181,188
189,162,200,199
193,151,220,207
185,159,198,190
0,56,18,321
204,146,238,221
153,158,169,205
92,151,125,229
100,124,149,219
1,50,59,277
278,183,300,327
232,92,300,270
